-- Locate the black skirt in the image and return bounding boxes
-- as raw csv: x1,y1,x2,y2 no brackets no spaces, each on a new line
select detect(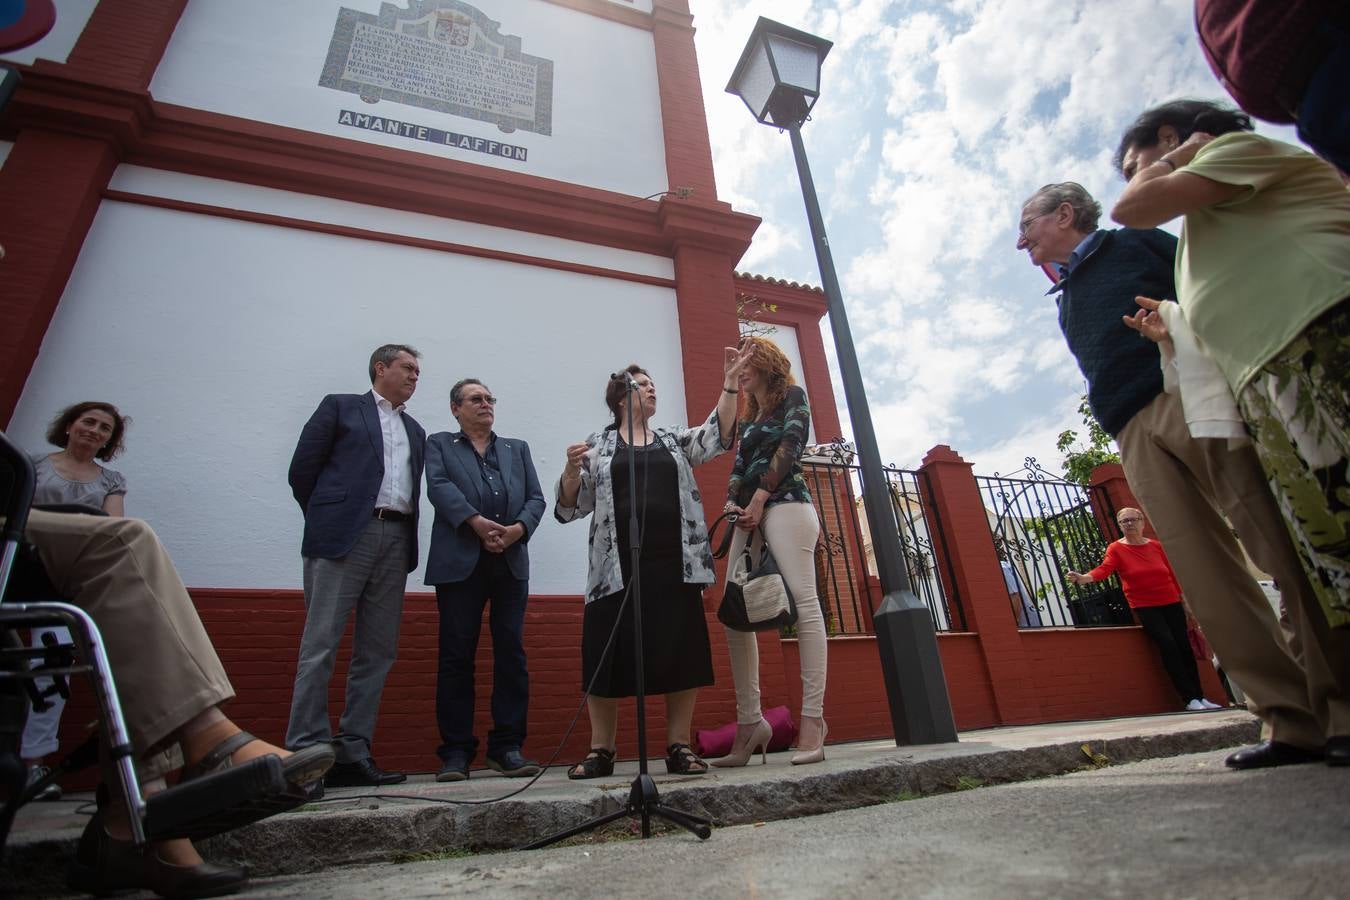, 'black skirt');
581,438,714,698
